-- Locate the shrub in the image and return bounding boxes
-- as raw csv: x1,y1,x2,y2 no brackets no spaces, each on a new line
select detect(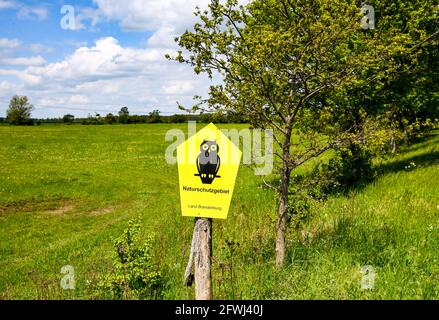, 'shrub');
324,145,375,191
286,144,376,228
62,114,75,124
93,219,163,300
287,190,312,229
